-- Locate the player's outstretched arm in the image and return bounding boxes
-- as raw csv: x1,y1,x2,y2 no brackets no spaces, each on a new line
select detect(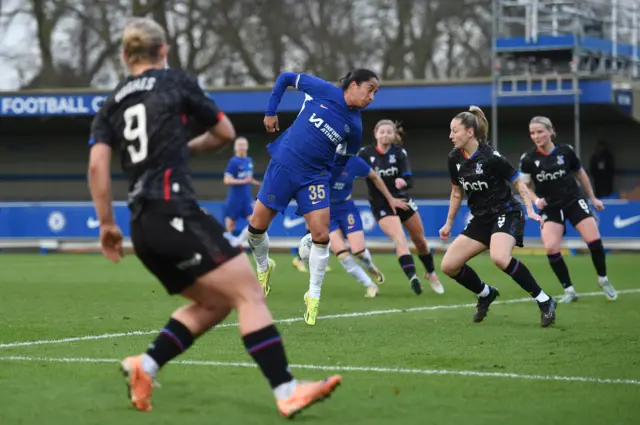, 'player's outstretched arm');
265,72,332,117
188,114,236,154
265,72,299,117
